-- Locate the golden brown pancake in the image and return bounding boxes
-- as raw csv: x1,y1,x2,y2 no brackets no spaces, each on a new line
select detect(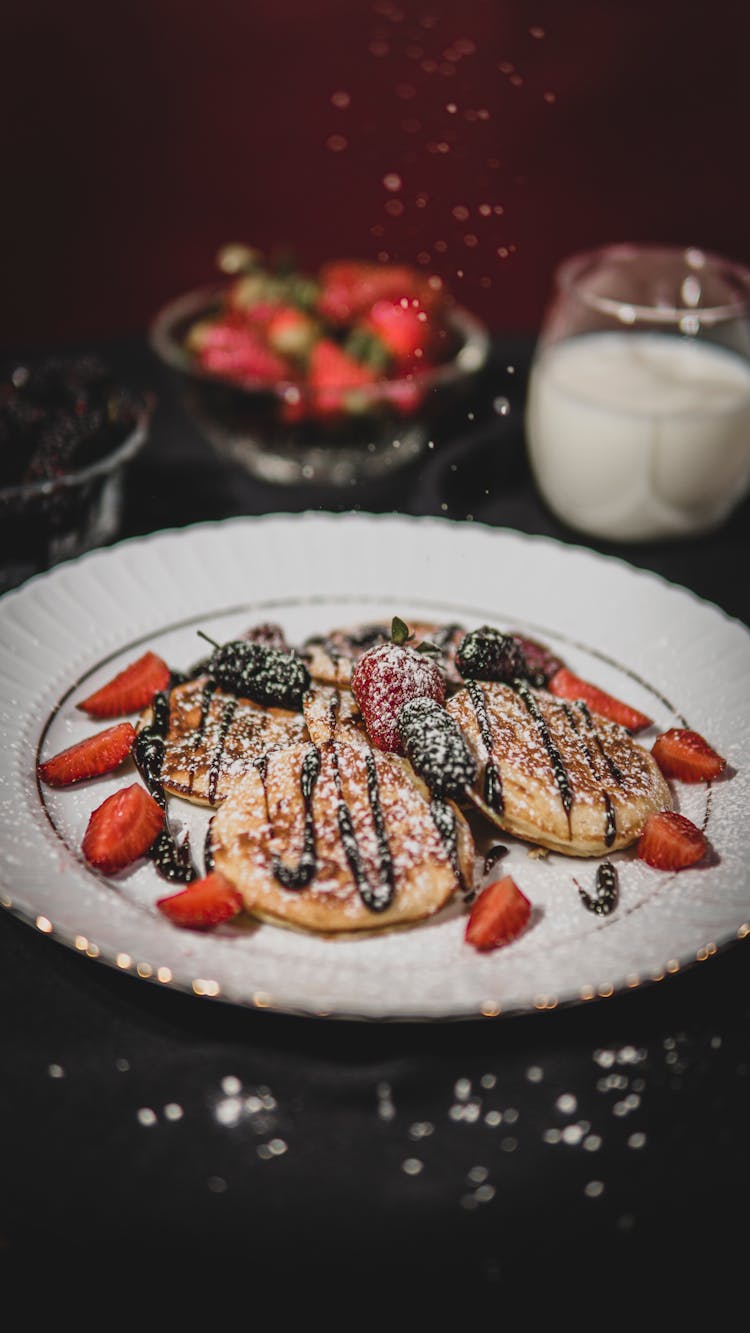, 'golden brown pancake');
137,675,308,806
302,683,364,748
446,680,671,856
209,730,475,934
